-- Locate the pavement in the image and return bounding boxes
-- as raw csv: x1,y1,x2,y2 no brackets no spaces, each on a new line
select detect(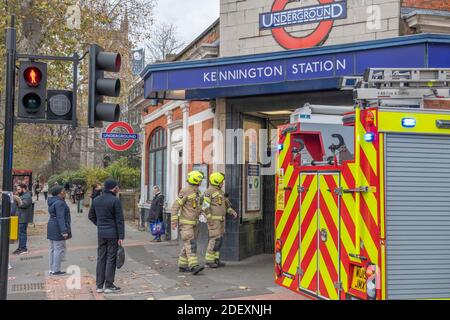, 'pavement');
6,196,307,300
